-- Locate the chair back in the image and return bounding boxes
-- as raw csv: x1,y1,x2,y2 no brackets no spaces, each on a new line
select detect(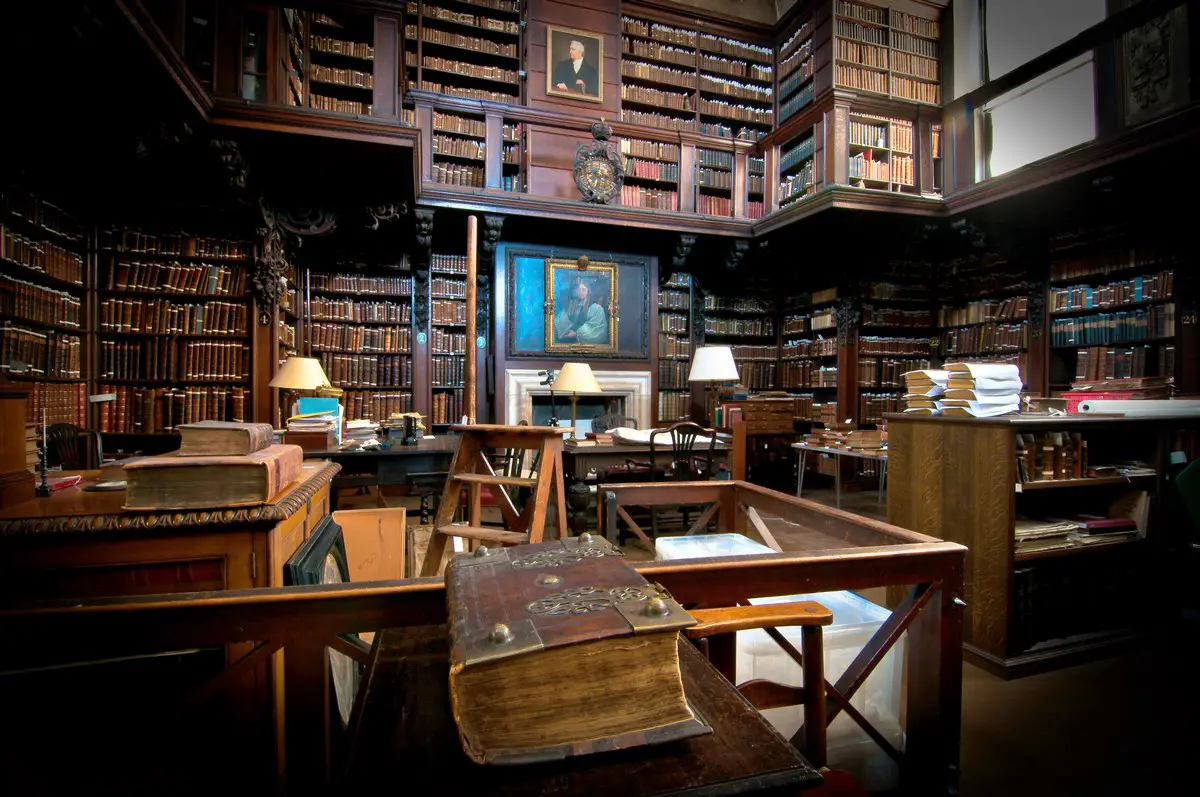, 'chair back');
592,413,637,434
46,424,101,470
648,422,717,481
